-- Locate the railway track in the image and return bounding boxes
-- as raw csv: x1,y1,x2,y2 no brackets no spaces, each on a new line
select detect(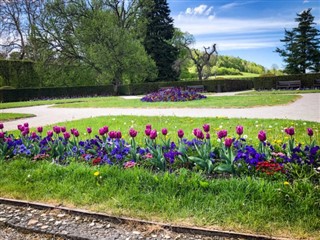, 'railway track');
0,198,288,240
